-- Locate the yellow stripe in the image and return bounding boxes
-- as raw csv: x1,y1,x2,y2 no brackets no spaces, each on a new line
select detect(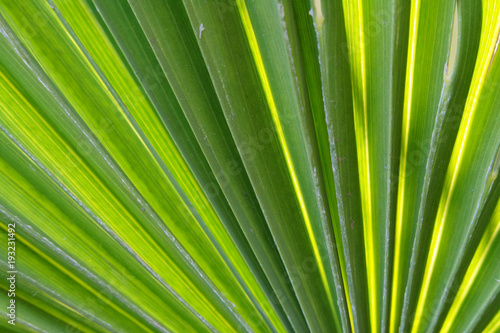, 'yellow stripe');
359,13,378,333
440,200,500,332
234,0,337,320
390,0,421,331
484,310,500,333
345,0,378,329
0,227,154,333
412,5,500,331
